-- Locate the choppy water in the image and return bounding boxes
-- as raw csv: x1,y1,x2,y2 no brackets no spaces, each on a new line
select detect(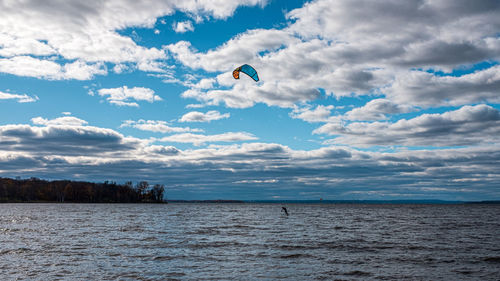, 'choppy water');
0,203,499,280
